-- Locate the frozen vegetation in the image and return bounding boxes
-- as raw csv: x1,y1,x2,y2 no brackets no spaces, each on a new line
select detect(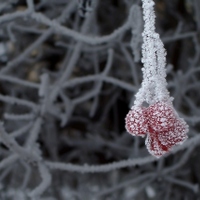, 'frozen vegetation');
0,0,200,199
